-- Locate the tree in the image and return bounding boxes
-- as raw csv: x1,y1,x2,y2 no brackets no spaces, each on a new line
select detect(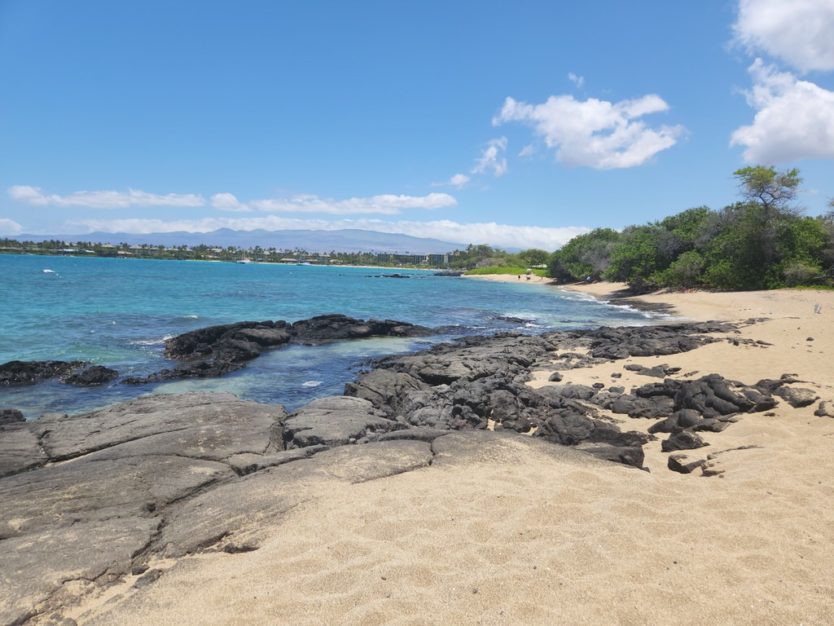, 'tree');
733,166,801,214
548,229,620,282
516,248,549,267
604,225,667,290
